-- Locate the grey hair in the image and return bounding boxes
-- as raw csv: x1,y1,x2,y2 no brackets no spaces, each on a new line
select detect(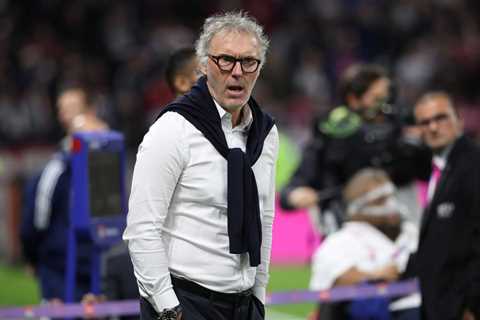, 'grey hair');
195,11,270,69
